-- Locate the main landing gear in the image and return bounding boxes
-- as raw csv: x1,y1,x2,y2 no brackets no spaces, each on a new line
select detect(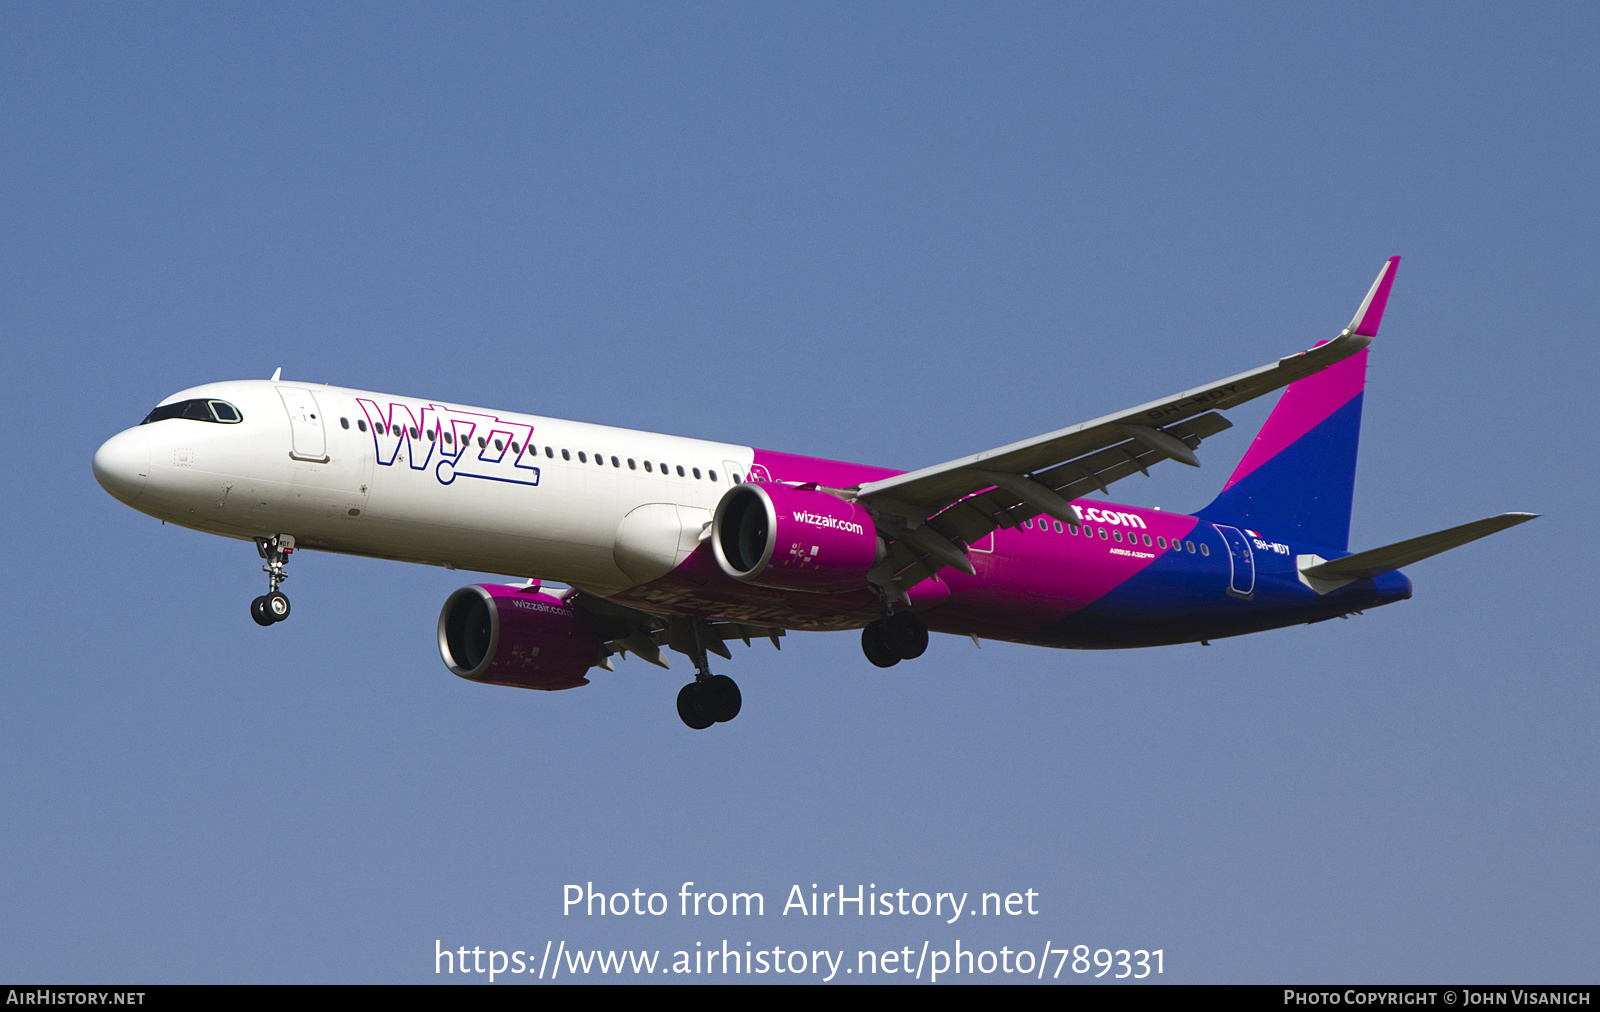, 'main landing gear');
861,611,928,668
250,535,295,627
676,675,742,730
673,617,742,730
